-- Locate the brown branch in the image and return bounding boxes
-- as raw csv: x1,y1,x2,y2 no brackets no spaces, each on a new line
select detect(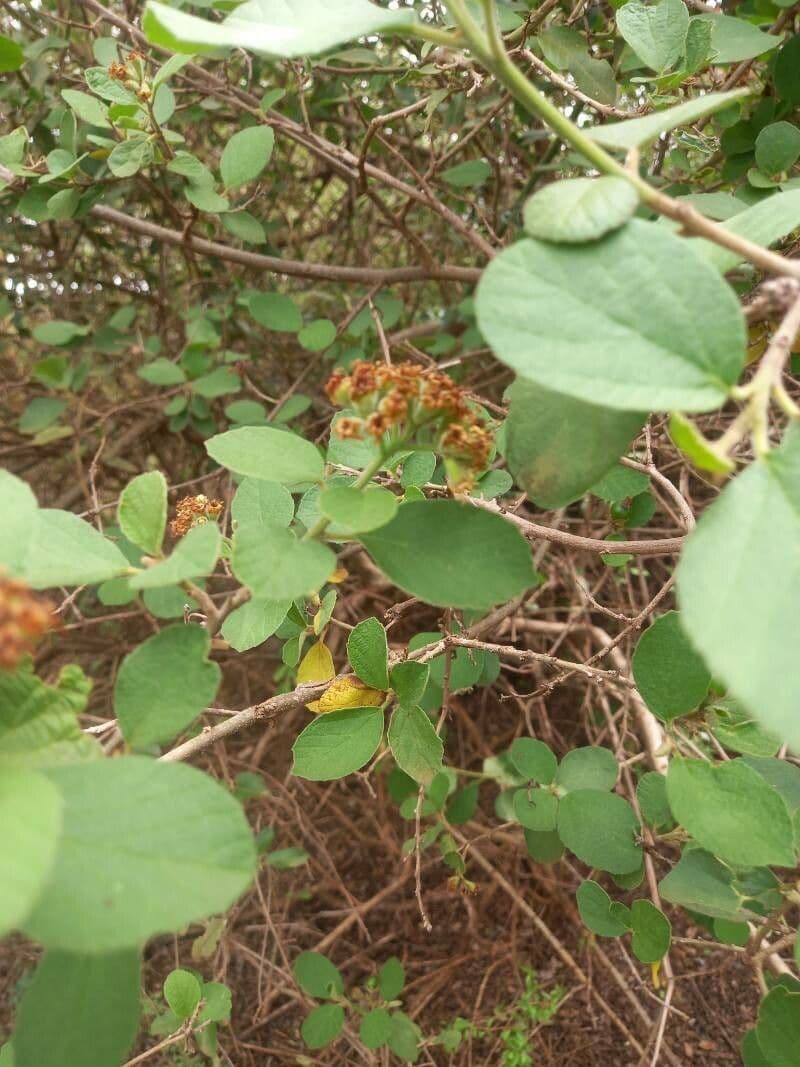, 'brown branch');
88,205,481,285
